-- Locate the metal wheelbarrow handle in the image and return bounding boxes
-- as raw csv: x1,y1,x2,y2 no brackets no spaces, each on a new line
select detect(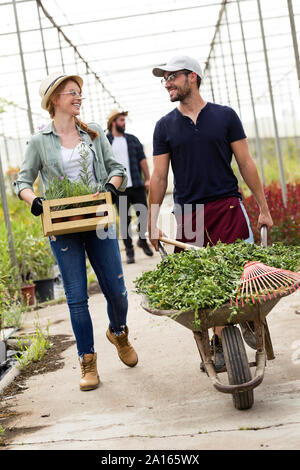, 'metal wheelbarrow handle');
260,224,268,248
